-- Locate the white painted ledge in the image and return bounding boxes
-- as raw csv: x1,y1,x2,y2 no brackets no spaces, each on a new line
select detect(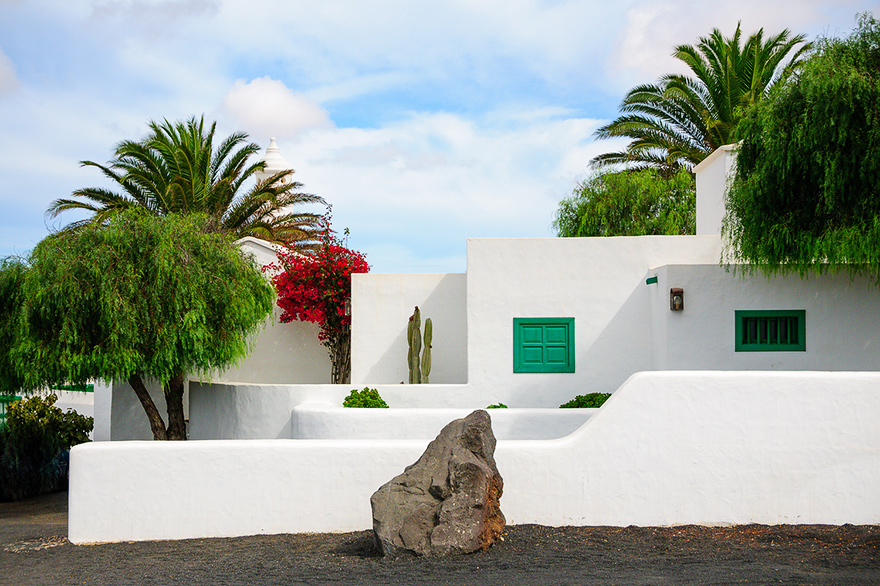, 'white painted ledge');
291,404,595,440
